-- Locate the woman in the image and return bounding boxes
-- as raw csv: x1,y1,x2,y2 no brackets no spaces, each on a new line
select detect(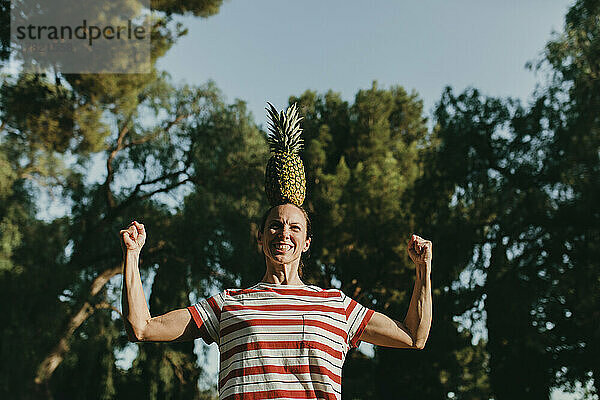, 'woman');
121,203,432,400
